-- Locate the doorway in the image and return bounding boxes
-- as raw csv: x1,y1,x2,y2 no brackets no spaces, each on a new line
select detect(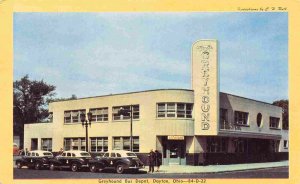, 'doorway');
31,138,38,150
161,136,186,165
